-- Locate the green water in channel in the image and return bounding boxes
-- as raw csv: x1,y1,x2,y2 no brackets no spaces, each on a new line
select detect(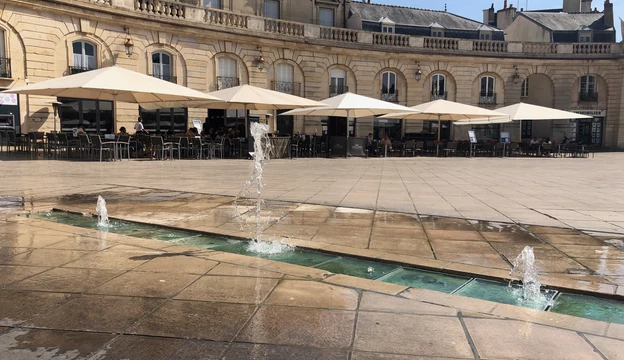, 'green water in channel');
32,211,624,325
